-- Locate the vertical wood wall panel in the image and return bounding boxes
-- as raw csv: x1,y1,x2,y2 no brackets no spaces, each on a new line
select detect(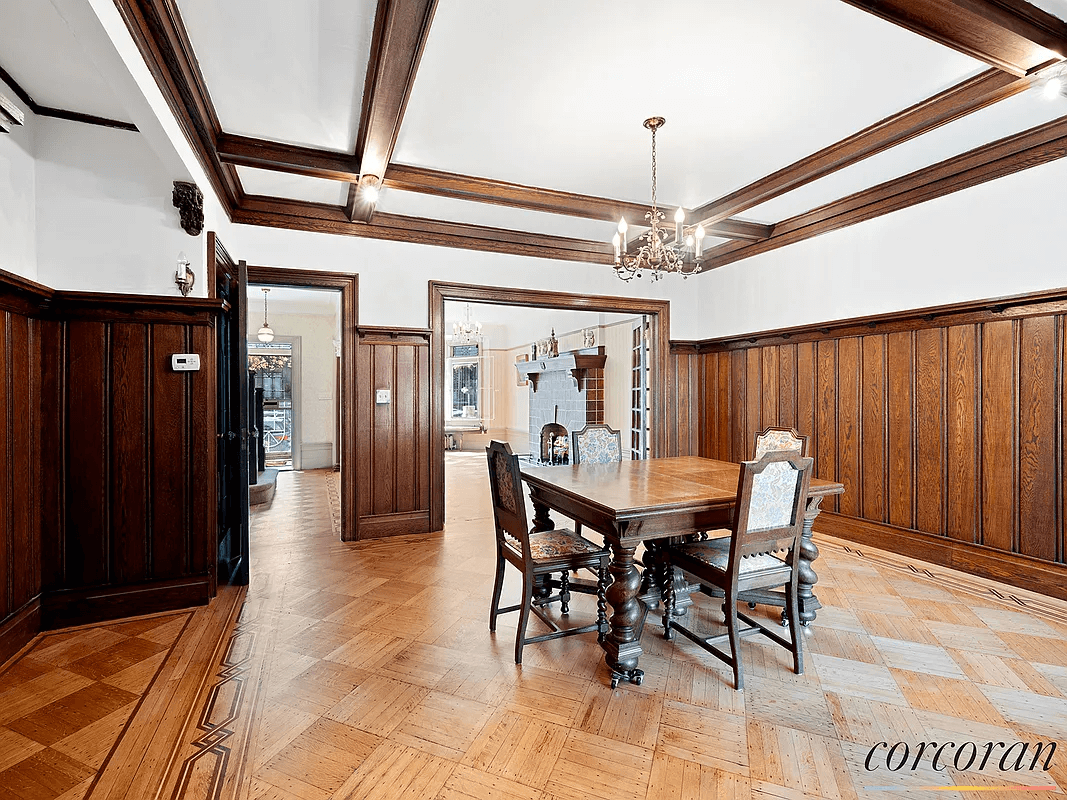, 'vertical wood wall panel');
110,323,148,584
745,349,761,452
837,339,861,518
761,347,778,430
816,340,838,512
150,325,188,580
982,320,1016,553
0,312,9,621
394,344,416,512
946,325,979,543
64,321,109,588
886,332,914,530
730,351,746,462
778,344,797,430
372,346,395,516
9,315,34,609
417,344,431,512
796,343,816,475
1017,316,1057,561
861,335,886,523
914,328,945,536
